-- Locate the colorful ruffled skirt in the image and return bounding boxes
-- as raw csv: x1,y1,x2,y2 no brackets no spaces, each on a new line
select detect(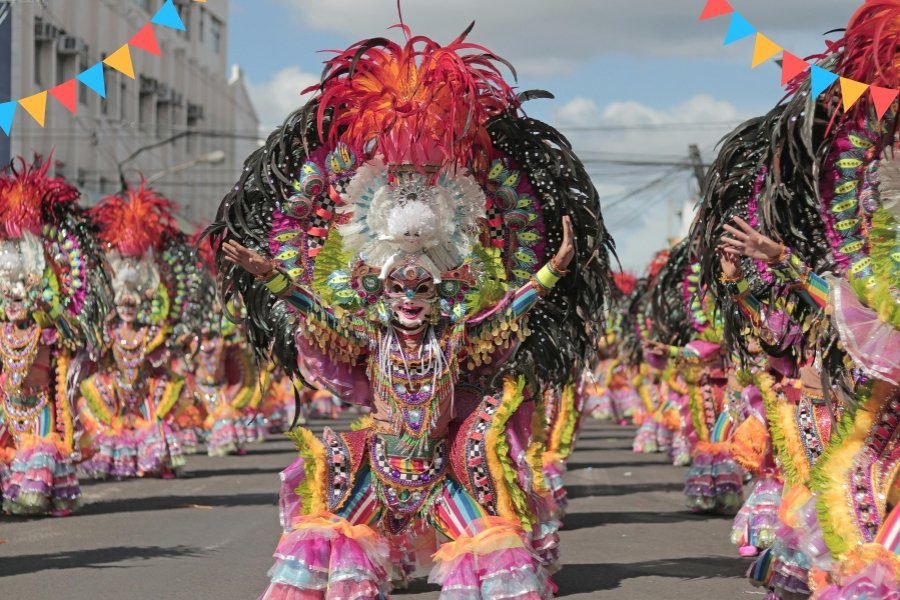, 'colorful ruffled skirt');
206,407,251,457
269,450,552,599
81,422,184,479
684,443,744,514
731,476,782,551
1,435,82,515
